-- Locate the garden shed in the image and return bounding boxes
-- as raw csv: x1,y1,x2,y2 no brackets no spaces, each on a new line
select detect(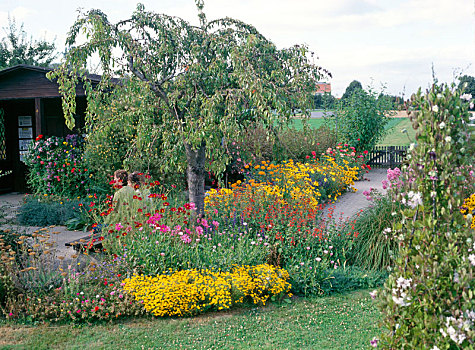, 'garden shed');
0,64,97,193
